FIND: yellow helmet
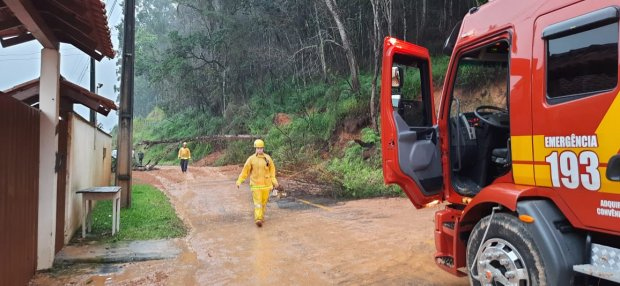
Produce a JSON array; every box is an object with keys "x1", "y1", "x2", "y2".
[{"x1": 254, "y1": 139, "x2": 265, "y2": 148}]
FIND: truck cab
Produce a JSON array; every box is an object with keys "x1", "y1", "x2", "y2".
[{"x1": 381, "y1": 0, "x2": 620, "y2": 284}]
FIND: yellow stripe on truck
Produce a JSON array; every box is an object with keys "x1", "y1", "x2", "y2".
[
  {"x1": 595, "y1": 92, "x2": 620, "y2": 194},
  {"x1": 511, "y1": 135, "x2": 535, "y2": 185},
  {"x1": 532, "y1": 135, "x2": 552, "y2": 187}
]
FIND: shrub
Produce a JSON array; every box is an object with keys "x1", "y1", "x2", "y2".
[
  {"x1": 327, "y1": 136, "x2": 400, "y2": 198},
  {"x1": 215, "y1": 140, "x2": 254, "y2": 166}
]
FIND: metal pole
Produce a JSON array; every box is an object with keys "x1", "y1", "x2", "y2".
[
  {"x1": 89, "y1": 58, "x2": 96, "y2": 124},
  {"x1": 116, "y1": 0, "x2": 135, "y2": 208},
  {"x1": 90, "y1": 58, "x2": 96, "y2": 151}
]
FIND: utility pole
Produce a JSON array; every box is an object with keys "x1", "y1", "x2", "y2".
[
  {"x1": 90, "y1": 58, "x2": 96, "y2": 151},
  {"x1": 117, "y1": 0, "x2": 135, "y2": 208},
  {"x1": 89, "y1": 58, "x2": 96, "y2": 124}
]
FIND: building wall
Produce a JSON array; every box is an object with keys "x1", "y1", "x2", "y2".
[{"x1": 62, "y1": 113, "x2": 113, "y2": 243}]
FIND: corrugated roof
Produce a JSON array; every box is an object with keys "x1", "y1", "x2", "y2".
[
  {"x1": 1, "y1": 77, "x2": 118, "y2": 115},
  {"x1": 0, "y1": 0, "x2": 114, "y2": 60}
]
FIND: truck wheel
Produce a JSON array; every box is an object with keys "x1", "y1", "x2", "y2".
[{"x1": 466, "y1": 213, "x2": 546, "y2": 286}]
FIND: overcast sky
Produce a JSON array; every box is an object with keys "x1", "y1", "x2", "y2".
[{"x1": 0, "y1": 0, "x2": 123, "y2": 133}]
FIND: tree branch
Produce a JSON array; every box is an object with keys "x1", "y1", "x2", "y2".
[
  {"x1": 187, "y1": 50, "x2": 225, "y2": 69},
  {"x1": 138, "y1": 134, "x2": 262, "y2": 148},
  {"x1": 290, "y1": 45, "x2": 318, "y2": 59}
]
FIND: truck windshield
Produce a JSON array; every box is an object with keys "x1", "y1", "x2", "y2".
[{"x1": 450, "y1": 41, "x2": 509, "y2": 115}]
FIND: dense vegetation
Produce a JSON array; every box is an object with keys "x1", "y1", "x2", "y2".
[{"x1": 122, "y1": 0, "x2": 487, "y2": 198}]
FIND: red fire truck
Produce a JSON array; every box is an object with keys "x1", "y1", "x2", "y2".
[{"x1": 380, "y1": 0, "x2": 620, "y2": 285}]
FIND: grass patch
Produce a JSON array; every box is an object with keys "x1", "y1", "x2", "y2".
[{"x1": 83, "y1": 184, "x2": 186, "y2": 243}]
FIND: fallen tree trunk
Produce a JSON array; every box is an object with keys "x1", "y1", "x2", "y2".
[
  {"x1": 138, "y1": 134, "x2": 262, "y2": 147},
  {"x1": 133, "y1": 159, "x2": 160, "y2": 171},
  {"x1": 132, "y1": 143, "x2": 178, "y2": 171},
  {"x1": 133, "y1": 164, "x2": 158, "y2": 171}
]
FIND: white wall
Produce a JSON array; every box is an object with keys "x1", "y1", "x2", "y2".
[{"x1": 62, "y1": 113, "x2": 113, "y2": 243}]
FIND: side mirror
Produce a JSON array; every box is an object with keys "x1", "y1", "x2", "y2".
[
  {"x1": 391, "y1": 66, "x2": 403, "y2": 108},
  {"x1": 391, "y1": 66, "x2": 403, "y2": 89},
  {"x1": 443, "y1": 20, "x2": 462, "y2": 56}
]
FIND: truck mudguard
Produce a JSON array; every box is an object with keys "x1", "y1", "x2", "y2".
[{"x1": 516, "y1": 200, "x2": 586, "y2": 285}]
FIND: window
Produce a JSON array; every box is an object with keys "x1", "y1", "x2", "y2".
[
  {"x1": 392, "y1": 54, "x2": 432, "y2": 127},
  {"x1": 447, "y1": 40, "x2": 511, "y2": 194},
  {"x1": 546, "y1": 21, "x2": 618, "y2": 101},
  {"x1": 450, "y1": 41, "x2": 510, "y2": 116}
]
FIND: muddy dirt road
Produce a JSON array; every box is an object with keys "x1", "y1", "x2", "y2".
[{"x1": 32, "y1": 166, "x2": 468, "y2": 285}]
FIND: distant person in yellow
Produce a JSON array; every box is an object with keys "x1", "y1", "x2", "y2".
[
  {"x1": 178, "y1": 142, "x2": 191, "y2": 173},
  {"x1": 236, "y1": 139, "x2": 279, "y2": 227}
]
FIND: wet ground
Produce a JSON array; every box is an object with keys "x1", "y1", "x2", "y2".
[{"x1": 31, "y1": 166, "x2": 468, "y2": 285}]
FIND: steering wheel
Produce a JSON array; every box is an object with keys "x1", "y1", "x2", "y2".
[{"x1": 474, "y1": 105, "x2": 509, "y2": 129}]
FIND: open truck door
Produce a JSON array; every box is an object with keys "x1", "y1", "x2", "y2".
[{"x1": 381, "y1": 37, "x2": 443, "y2": 208}]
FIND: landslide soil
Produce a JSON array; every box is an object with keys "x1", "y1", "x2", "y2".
[{"x1": 31, "y1": 166, "x2": 468, "y2": 286}]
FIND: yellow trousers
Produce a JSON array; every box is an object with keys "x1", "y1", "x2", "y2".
[{"x1": 252, "y1": 188, "x2": 270, "y2": 222}]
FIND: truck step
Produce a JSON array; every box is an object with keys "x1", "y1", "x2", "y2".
[
  {"x1": 573, "y1": 243, "x2": 620, "y2": 284},
  {"x1": 442, "y1": 222, "x2": 455, "y2": 236},
  {"x1": 442, "y1": 222, "x2": 455, "y2": 229}
]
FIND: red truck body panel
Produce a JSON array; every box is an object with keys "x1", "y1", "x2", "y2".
[{"x1": 381, "y1": 0, "x2": 620, "y2": 276}]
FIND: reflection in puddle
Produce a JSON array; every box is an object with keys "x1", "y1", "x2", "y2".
[
  {"x1": 85, "y1": 264, "x2": 122, "y2": 285},
  {"x1": 97, "y1": 263, "x2": 122, "y2": 274},
  {"x1": 88, "y1": 275, "x2": 112, "y2": 286}
]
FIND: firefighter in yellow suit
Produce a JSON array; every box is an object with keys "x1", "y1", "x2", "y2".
[{"x1": 236, "y1": 139, "x2": 279, "y2": 227}]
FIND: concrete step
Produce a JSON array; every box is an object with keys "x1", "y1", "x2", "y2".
[{"x1": 54, "y1": 239, "x2": 182, "y2": 265}]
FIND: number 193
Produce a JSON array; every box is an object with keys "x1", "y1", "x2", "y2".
[{"x1": 545, "y1": 150, "x2": 600, "y2": 191}]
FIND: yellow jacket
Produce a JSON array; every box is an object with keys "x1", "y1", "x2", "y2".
[
  {"x1": 236, "y1": 153, "x2": 278, "y2": 190},
  {"x1": 178, "y1": 147, "x2": 191, "y2": 160}
]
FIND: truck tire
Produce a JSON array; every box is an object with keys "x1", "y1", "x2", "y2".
[{"x1": 466, "y1": 213, "x2": 546, "y2": 286}]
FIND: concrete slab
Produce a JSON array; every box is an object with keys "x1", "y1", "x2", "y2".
[{"x1": 54, "y1": 239, "x2": 181, "y2": 264}]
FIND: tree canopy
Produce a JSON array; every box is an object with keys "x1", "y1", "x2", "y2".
[{"x1": 124, "y1": 0, "x2": 480, "y2": 118}]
